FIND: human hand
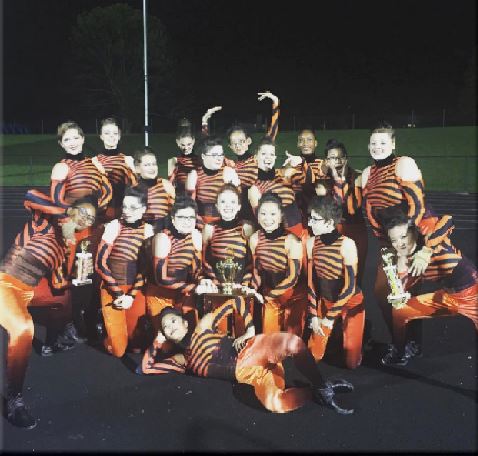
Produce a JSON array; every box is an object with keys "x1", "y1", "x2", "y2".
[
  {"x1": 202, "y1": 106, "x2": 222, "y2": 124},
  {"x1": 155, "y1": 331, "x2": 167, "y2": 344},
  {"x1": 156, "y1": 233, "x2": 172, "y2": 259},
  {"x1": 409, "y1": 246, "x2": 432, "y2": 276},
  {"x1": 223, "y1": 167, "x2": 240, "y2": 187},
  {"x1": 248, "y1": 185, "x2": 262, "y2": 208},
  {"x1": 61, "y1": 219, "x2": 77, "y2": 245},
  {"x1": 113, "y1": 294, "x2": 134, "y2": 310},
  {"x1": 309, "y1": 317, "x2": 324, "y2": 336},
  {"x1": 257, "y1": 91, "x2": 279, "y2": 105},
  {"x1": 233, "y1": 326, "x2": 255, "y2": 351},
  {"x1": 282, "y1": 151, "x2": 303, "y2": 168}
]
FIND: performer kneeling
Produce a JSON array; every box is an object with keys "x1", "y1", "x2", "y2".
[
  {"x1": 0, "y1": 199, "x2": 97, "y2": 429},
  {"x1": 95, "y1": 187, "x2": 154, "y2": 357},
  {"x1": 380, "y1": 208, "x2": 478, "y2": 366},
  {"x1": 306, "y1": 196, "x2": 365, "y2": 369},
  {"x1": 139, "y1": 303, "x2": 354, "y2": 414}
]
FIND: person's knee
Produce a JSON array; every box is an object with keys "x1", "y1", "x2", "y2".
[
  {"x1": 285, "y1": 333, "x2": 306, "y2": 355},
  {"x1": 8, "y1": 318, "x2": 34, "y2": 345}
]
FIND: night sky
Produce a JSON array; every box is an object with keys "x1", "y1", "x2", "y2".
[{"x1": 3, "y1": 0, "x2": 476, "y2": 131}]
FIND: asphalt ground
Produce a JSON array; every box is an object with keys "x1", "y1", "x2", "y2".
[{"x1": 0, "y1": 187, "x2": 477, "y2": 452}]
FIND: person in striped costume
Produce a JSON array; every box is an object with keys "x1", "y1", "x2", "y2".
[
  {"x1": 0, "y1": 199, "x2": 97, "y2": 429},
  {"x1": 95, "y1": 117, "x2": 136, "y2": 221},
  {"x1": 380, "y1": 208, "x2": 478, "y2": 366},
  {"x1": 186, "y1": 137, "x2": 240, "y2": 228},
  {"x1": 133, "y1": 148, "x2": 175, "y2": 233},
  {"x1": 249, "y1": 192, "x2": 306, "y2": 336},
  {"x1": 306, "y1": 196, "x2": 365, "y2": 369},
  {"x1": 95, "y1": 186, "x2": 154, "y2": 357},
  {"x1": 144, "y1": 195, "x2": 202, "y2": 333},
  {"x1": 138, "y1": 304, "x2": 354, "y2": 415}
]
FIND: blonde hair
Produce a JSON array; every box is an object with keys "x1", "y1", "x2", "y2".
[{"x1": 57, "y1": 121, "x2": 84, "y2": 141}]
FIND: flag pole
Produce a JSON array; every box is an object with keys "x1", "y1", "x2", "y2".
[{"x1": 143, "y1": 0, "x2": 149, "y2": 146}]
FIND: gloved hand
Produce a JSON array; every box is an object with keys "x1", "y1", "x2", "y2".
[{"x1": 409, "y1": 246, "x2": 433, "y2": 276}]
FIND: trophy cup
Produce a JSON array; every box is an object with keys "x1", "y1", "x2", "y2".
[
  {"x1": 216, "y1": 252, "x2": 242, "y2": 295},
  {"x1": 72, "y1": 240, "x2": 93, "y2": 286},
  {"x1": 381, "y1": 247, "x2": 411, "y2": 309}
]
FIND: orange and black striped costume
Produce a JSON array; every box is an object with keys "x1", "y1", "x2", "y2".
[
  {"x1": 253, "y1": 170, "x2": 303, "y2": 237},
  {"x1": 95, "y1": 219, "x2": 153, "y2": 357},
  {"x1": 391, "y1": 220, "x2": 478, "y2": 350},
  {"x1": 0, "y1": 219, "x2": 68, "y2": 396},
  {"x1": 96, "y1": 149, "x2": 136, "y2": 220},
  {"x1": 169, "y1": 153, "x2": 202, "y2": 193},
  {"x1": 251, "y1": 229, "x2": 304, "y2": 335},
  {"x1": 307, "y1": 232, "x2": 364, "y2": 368},
  {"x1": 23, "y1": 156, "x2": 112, "y2": 217},
  {"x1": 145, "y1": 228, "x2": 202, "y2": 330}
]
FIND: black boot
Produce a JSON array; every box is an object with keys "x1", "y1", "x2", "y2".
[
  {"x1": 58, "y1": 322, "x2": 87, "y2": 344},
  {"x1": 6, "y1": 393, "x2": 37, "y2": 429},
  {"x1": 381, "y1": 341, "x2": 421, "y2": 366},
  {"x1": 314, "y1": 379, "x2": 355, "y2": 415}
]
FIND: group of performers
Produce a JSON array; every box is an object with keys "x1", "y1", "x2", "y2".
[{"x1": 1, "y1": 91, "x2": 477, "y2": 429}]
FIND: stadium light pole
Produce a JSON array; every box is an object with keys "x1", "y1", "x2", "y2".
[{"x1": 143, "y1": 0, "x2": 149, "y2": 146}]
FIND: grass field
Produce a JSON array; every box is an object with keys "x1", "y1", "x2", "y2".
[{"x1": 1, "y1": 127, "x2": 476, "y2": 191}]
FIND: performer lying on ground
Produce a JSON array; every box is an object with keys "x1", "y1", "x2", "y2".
[
  {"x1": 306, "y1": 196, "x2": 365, "y2": 368},
  {"x1": 0, "y1": 198, "x2": 97, "y2": 429},
  {"x1": 380, "y1": 208, "x2": 478, "y2": 366},
  {"x1": 138, "y1": 303, "x2": 355, "y2": 415}
]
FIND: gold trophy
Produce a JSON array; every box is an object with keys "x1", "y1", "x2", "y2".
[
  {"x1": 381, "y1": 247, "x2": 410, "y2": 309},
  {"x1": 216, "y1": 251, "x2": 242, "y2": 295},
  {"x1": 72, "y1": 240, "x2": 93, "y2": 286}
]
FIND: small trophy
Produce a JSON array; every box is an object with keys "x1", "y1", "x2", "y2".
[
  {"x1": 216, "y1": 251, "x2": 242, "y2": 295},
  {"x1": 381, "y1": 247, "x2": 410, "y2": 309},
  {"x1": 72, "y1": 240, "x2": 93, "y2": 286}
]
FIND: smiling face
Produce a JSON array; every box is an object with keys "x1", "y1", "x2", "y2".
[
  {"x1": 59, "y1": 128, "x2": 85, "y2": 155},
  {"x1": 171, "y1": 207, "x2": 196, "y2": 234},
  {"x1": 100, "y1": 124, "x2": 121, "y2": 149},
  {"x1": 258, "y1": 201, "x2": 282, "y2": 232},
  {"x1": 176, "y1": 135, "x2": 195, "y2": 155},
  {"x1": 297, "y1": 130, "x2": 317, "y2": 156},
  {"x1": 122, "y1": 195, "x2": 146, "y2": 224},
  {"x1": 308, "y1": 209, "x2": 335, "y2": 236},
  {"x1": 229, "y1": 130, "x2": 251, "y2": 156},
  {"x1": 257, "y1": 144, "x2": 276, "y2": 171},
  {"x1": 136, "y1": 153, "x2": 158, "y2": 179},
  {"x1": 202, "y1": 145, "x2": 224, "y2": 171},
  {"x1": 368, "y1": 132, "x2": 395, "y2": 160},
  {"x1": 216, "y1": 189, "x2": 241, "y2": 221},
  {"x1": 161, "y1": 313, "x2": 189, "y2": 343},
  {"x1": 388, "y1": 223, "x2": 417, "y2": 257},
  {"x1": 70, "y1": 203, "x2": 96, "y2": 231}
]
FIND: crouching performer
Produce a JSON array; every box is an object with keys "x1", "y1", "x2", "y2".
[
  {"x1": 139, "y1": 301, "x2": 354, "y2": 414},
  {"x1": 306, "y1": 196, "x2": 365, "y2": 369},
  {"x1": 0, "y1": 199, "x2": 97, "y2": 429},
  {"x1": 95, "y1": 187, "x2": 154, "y2": 357}
]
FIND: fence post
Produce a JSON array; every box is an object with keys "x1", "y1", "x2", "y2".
[
  {"x1": 29, "y1": 155, "x2": 33, "y2": 185},
  {"x1": 442, "y1": 108, "x2": 446, "y2": 127}
]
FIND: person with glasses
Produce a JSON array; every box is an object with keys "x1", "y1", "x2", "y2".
[
  {"x1": 0, "y1": 198, "x2": 97, "y2": 429},
  {"x1": 319, "y1": 139, "x2": 368, "y2": 288},
  {"x1": 95, "y1": 117, "x2": 136, "y2": 221},
  {"x1": 144, "y1": 195, "x2": 202, "y2": 333},
  {"x1": 186, "y1": 137, "x2": 240, "y2": 228},
  {"x1": 249, "y1": 192, "x2": 306, "y2": 336},
  {"x1": 133, "y1": 148, "x2": 175, "y2": 233},
  {"x1": 95, "y1": 186, "x2": 154, "y2": 358},
  {"x1": 306, "y1": 196, "x2": 365, "y2": 369}
]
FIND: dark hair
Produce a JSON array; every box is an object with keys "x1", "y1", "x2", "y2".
[
  {"x1": 133, "y1": 147, "x2": 156, "y2": 166},
  {"x1": 256, "y1": 136, "x2": 275, "y2": 151},
  {"x1": 201, "y1": 136, "x2": 223, "y2": 155},
  {"x1": 159, "y1": 307, "x2": 184, "y2": 329},
  {"x1": 216, "y1": 183, "x2": 241, "y2": 202},
  {"x1": 171, "y1": 194, "x2": 198, "y2": 217},
  {"x1": 227, "y1": 123, "x2": 250, "y2": 140},
  {"x1": 377, "y1": 206, "x2": 411, "y2": 232},
  {"x1": 123, "y1": 186, "x2": 148, "y2": 207},
  {"x1": 100, "y1": 117, "x2": 121, "y2": 133},
  {"x1": 307, "y1": 195, "x2": 342, "y2": 225},
  {"x1": 257, "y1": 191, "x2": 283, "y2": 212},
  {"x1": 57, "y1": 121, "x2": 84, "y2": 141},
  {"x1": 72, "y1": 195, "x2": 98, "y2": 210},
  {"x1": 324, "y1": 138, "x2": 347, "y2": 158},
  {"x1": 371, "y1": 121, "x2": 395, "y2": 140},
  {"x1": 176, "y1": 125, "x2": 195, "y2": 141},
  {"x1": 298, "y1": 127, "x2": 316, "y2": 139}
]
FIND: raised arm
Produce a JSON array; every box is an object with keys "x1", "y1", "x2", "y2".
[{"x1": 258, "y1": 91, "x2": 280, "y2": 140}]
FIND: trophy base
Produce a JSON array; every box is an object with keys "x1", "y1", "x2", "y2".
[
  {"x1": 72, "y1": 278, "x2": 92, "y2": 287},
  {"x1": 388, "y1": 292, "x2": 411, "y2": 309}
]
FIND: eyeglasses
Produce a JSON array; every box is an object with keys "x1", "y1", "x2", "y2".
[
  {"x1": 174, "y1": 215, "x2": 196, "y2": 222},
  {"x1": 204, "y1": 153, "x2": 224, "y2": 158},
  {"x1": 230, "y1": 139, "x2": 246, "y2": 146},
  {"x1": 327, "y1": 156, "x2": 345, "y2": 161},
  {"x1": 77, "y1": 207, "x2": 95, "y2": 224},
  {"x1": 123, "y1": 205, "x2": 144, "y2": 212},
  {"x1": 308, "y1": 216, "x2": 325, "y2": 223}
]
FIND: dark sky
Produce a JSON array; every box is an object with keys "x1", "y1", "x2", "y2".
[{"x1": 3, "y1": 0, "x2": 476, "y2": 129}]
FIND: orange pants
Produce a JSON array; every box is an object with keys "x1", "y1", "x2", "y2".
[
  {"x1": 236, "y1": 332, "x2": 321, "y2": 413},
  {"x1": 392, "y1": 283, "x2": 478, "y2": 350},
  {"x1": 0, "y1": 273, "x2": 35, "y2": 395},
  {"x1": 101, "y1": 285, "x2": 146, "y2": 357},
  {"x1": 307, "y1": 293, "x2": 365, "y2": 368},
  {"x1": 338, "y1": 222, "x2": 368, "y2": 287},
  {"x1": 145, "y1": 284, "x2": 198, "y2": 333},
  {"x1": 262, "y1": 284, "x2": 308, "y2": 336}
]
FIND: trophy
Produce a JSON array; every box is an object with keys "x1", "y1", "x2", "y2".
[
  {"x1": 72, "y1": 240, "x2": 93, "y2": 286},
  {"x1": 216, "y1": 251, "x2": 242, "y2": 295},
  {"x1": 381, "y1": 247, "x2": 410, "y2": 309}
]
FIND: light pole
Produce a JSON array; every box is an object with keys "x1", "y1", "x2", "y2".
[{"x1": 143, "y1": 0, "x2": 149, "y2": 146}]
